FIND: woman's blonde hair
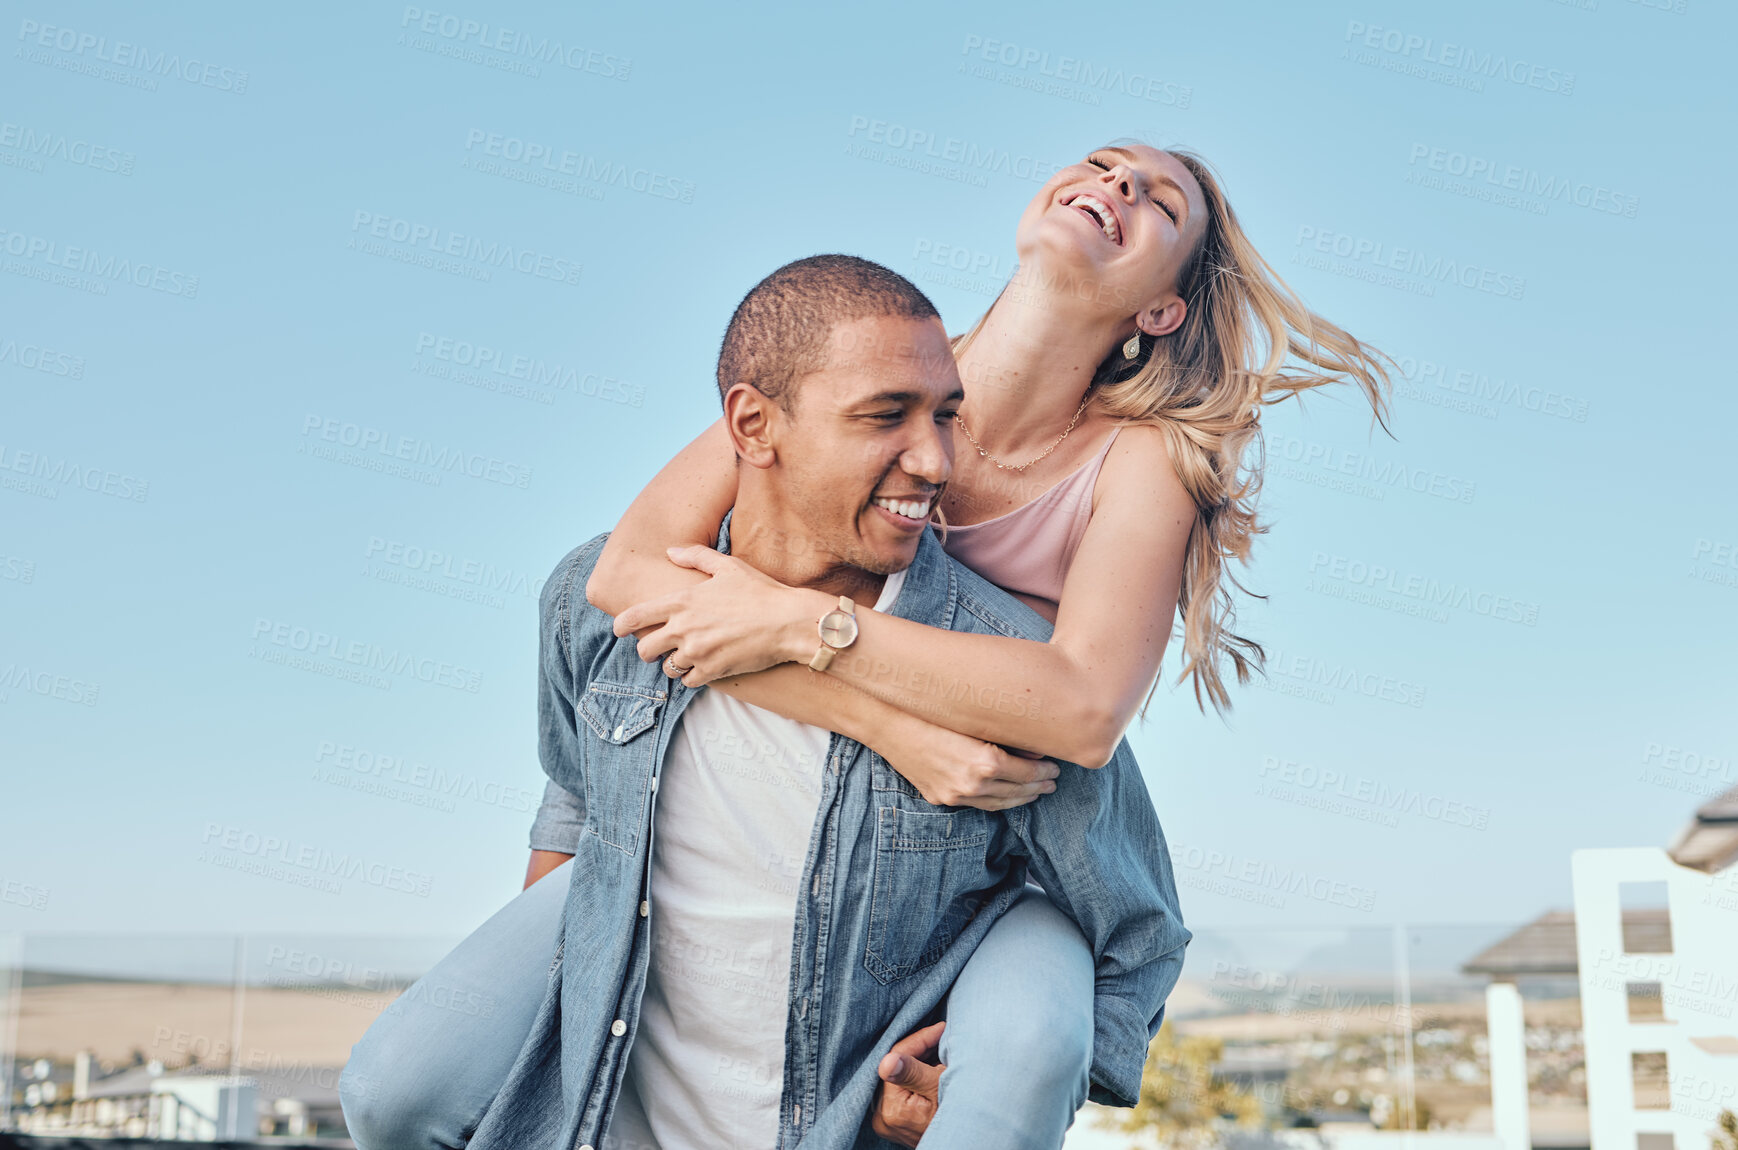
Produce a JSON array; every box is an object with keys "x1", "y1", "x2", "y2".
[{"x1": 952, "y1": 146, "x2": 1394, "y2": 713}]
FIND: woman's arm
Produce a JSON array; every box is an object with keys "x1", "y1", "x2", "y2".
[
  {"x1": 587, "y1": 418, "x2": 1054, "y2": 808},
  {"x1": 585, "y1": 419, "x2": 739, "y2": 616},
  {"x1": 621, "y1": 426, "x2": 1194, "y2": 768},
  {"x1": 830, "y1": 427, "x2": 1192, "y2": 765},
  {"x1": 715, "y1": 665, "x2": 1057, "y2": 809}
]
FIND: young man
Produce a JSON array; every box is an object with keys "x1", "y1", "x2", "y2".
[{"x1": 341, "y1": 256, "x2": 1187, "y2": 1150}]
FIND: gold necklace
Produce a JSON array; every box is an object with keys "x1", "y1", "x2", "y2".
[{"x1": 954, "y1": 389, "x2": 1093, "y2": 473}]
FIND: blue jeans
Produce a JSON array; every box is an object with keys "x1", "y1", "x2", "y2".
[
  {"x1": 924, "y1": 886, "x2": 1094, "y2": 1149},
  {"x1": 340, "y1": 870, "x2": 1093, "y2": 1150}
]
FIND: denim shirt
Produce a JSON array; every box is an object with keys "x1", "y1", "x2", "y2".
[{"x1": 472, "y1": 524, "x2": 1189, "y2": 1150}]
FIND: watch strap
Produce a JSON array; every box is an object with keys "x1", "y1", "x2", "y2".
[{"x1": 808, "y1": 595, "x2": 857, "y2": 672}]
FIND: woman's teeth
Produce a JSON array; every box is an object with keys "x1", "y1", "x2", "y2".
[
  {"x1": 874, "y1": 497, "x2": 931, "y2": 521},
  {"x1": 1073, "y1": 195, "x2": 1121, "y2": 244}
]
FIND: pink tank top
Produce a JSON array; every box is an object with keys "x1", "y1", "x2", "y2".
[{"x1": 940, "y1": 426, "x2": 1121, "y2": 615}]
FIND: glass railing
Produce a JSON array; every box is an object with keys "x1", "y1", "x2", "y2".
[
  {"x1": 0, "y1": 932, "x2": 460, "y2": 1142},
  {"x1": 0, "y1": 924, "x2": 1594, "y2": 1146}
]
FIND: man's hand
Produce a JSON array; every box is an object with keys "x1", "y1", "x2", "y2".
[{"x1": 870, "y1": 1021, "x2": 946, "y2": 1147}]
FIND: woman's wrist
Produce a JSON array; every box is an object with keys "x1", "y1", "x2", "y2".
[{"x1": 782, "y1": 586, "x2": 841, "y2": 665}]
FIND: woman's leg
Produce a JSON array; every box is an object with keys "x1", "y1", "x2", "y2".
[
  {"x1": 339, "y1": 860, "x2": 571, "y2": 1150},
  {"x1": 921, "y1": 886, "x2": 1096, "y2": 1150}
]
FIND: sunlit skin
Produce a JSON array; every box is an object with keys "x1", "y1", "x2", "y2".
[
  {"x1": 1010, "y1": 145, "x2": 1204, "y2": 340},
  {"x1": 582, "y1": 146, "x2": 1211, "y2": 1144},
  {"x1": 686, "y1": 313, "x2": 962, "y2": 605},
  {"x1": 599, "y1": 145, "x2": 1203, "y2": 767},
  {"x1": 934, "y1": 145, "x2": 1206, "y2": 602}
]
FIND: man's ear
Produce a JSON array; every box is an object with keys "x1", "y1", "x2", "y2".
[
  {"x1": 1136, "y1": 294, "x2": 1188, "y2": 339},
  {"x1": 722, "y1": 382, "x2": 780, "y2": 470}
]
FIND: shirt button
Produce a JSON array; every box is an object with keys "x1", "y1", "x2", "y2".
[
  {"x1": 794, "y1": 1104, "x2": 802, "y2": 1124},
  {"x1": 580, "y1": 1145, "x2": 595, "y2": 1150},
  {"x1": 610, "y1": 1019, "x2": 627, "y2": 1037},
  {"x1": 639, "y1": 901, "x2": 650, "y2": 917},
  {"x1": 613, "y1": 724, "x2": 626, "y2": 740}
]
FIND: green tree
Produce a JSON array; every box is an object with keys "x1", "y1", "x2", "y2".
[
  {"x1": 1105, "y1": 1022, "x2": 1263, "y2": 1149},
  {"x1": 1710, "y1": 1109, "x2": 1737, "y2": 1150}
]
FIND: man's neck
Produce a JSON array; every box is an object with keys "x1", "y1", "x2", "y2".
[{"x1": 727, "y1": 500, "x2": 886, "y2": 608}]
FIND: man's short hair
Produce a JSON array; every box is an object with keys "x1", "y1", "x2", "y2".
[{"x1": 716, "y1": 254, "x2": 941, "y2": 410}]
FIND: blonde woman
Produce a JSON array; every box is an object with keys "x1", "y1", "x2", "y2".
[{"x1": 586, "y1": 142, "x2": 1391, "y2": 1145}]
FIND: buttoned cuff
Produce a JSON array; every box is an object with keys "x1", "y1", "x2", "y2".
[
  {"x1": 1087, "y1": 994, "x2": 1161, "y2": 1108},
  {"x1": 527, "y1": 779, "x2": 585, "y2": 854}
]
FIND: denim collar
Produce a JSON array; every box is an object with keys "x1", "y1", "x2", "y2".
[{"x1": 716, "y1": 509, "x2": 953, "y2": 630}]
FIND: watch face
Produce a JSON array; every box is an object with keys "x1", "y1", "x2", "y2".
[{"x1": 818, "y1": 609, "x2": 859, "y2": 649}]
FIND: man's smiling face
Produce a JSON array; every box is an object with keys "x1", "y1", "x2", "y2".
[{"x1": 759, "y1": 314, "x2": 960, "y2": 577}]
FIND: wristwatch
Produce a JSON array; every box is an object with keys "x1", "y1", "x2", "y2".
[{"x1": 808, "y1": 595, "x2": 859, "y2": 672}]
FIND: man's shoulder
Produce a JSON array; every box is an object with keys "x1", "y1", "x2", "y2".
[
  {"x1": 916, "y1": 532, "x2": 1054, "y2": 643},
  {"x1": 539, "y1": 532, "x2": 612, "y2": 625},
  {"x1": 537, "y1": 531, "x2": 670, "y2": 697}
]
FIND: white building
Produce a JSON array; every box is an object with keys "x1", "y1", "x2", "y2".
[{"x1": 1572, "y1": 787, "x2": 1738, "y2": 1150}]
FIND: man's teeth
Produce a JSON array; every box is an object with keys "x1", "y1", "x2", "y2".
[{"x1": 874, "y1": 497, "x2": 931, "y2": 520}]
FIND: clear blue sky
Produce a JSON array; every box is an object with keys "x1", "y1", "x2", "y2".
[{"x1": 3, "y1": 0, "x2": 1734, "y2": 954}]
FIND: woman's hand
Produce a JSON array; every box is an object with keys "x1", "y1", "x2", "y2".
[
  {"x1": 612, "y1": 545, "x2": 826, "y2": 687},
  {"x1": 882, "y1": 719, "x2": 1059, "y2": 811}
]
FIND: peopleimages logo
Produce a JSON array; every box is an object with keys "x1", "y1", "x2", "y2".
[
  {"x1": 1343, "y1": 20, "x2": 1575, "y2": 95},
  {"x1": 1307, "y1": 552, "x2": 1541, "y2": 626},
  {"x1": 1295, "y1": 226, "x2": 1525, "y2": 300},
  {"x1": 0, "y1": 226, "x2": 199, "y2": 298},
  {"x1": 0, "y1": 121, "x2": 134, "y2": 175},
  {"x1": 1267, "y1": 431, "x2": 1477, "y2": 505},
  {"x1": 299, "y1": 414, "x2": 533, "y2": 489},
  {"x1": 0, "y1": 662, "x2": 100, "y2": 706},
  {"x1": 957, "y1": 34, "x2": 1192, "y2": 106},
  {"x1": 1168, "y1": 842, "x2": 1378, "y2": 912},
  {"x1": 199, "y1": 823, "x2": 434, "y2": 897},
  {"x1": 349, "y1": 211, "x2": 581, "y2": 287},
  {"x1": 365, "y1": 536, "x2": 546, "y2": 603},
  {"x1": 0, "y1": 554, "x2": 37, "y2": 584},
  {"x1": 1, "y1": 878, "x2": 49, "y2": 911},
  {"x1": 1258, "y1": 756, "x2": 1490, "y2": 830},
  {"x1": 16, "y1": 18, "x2": 250, "y2": 92},
  {"x1": 846, "y1": 116, "x2": 1065, "y2": 185},
  {"x1": 250, "y1": 617, "x2": 484, "y2": 694},
  {"x1": 0, "y1": 443, "x2": 149, "y2": 502},
  {"x1": 1406, "y1": 143, "x2": 1638, "y2": 218},
  {"x1": 1392, "y1": 353, "x2": 1589, "y2": 424},
  {"x1": 1639, "y1": 741, "x2": 1735, "y2": 802},
  {"x1": 0, "y1": 335, "x2": 85, "y2": 379},
  {"x1": 413, "y1": 332, "x2": 645, "y2": 407},
  {"x1": 315, "y1": 740, "x2": 538, "y2": 814},
  {"x1": 1689, "y1": 538, "x2": 1738, "y2": 592},
  {"x1": 398, "y1": 7, "x2": 630, "y2": 79},
  {"x1": 1262, "y1": 646, "x2": 1427, "y2": 708},
  {"x1": 462, "y1": 130, "x2": 694, "y2": 202}
]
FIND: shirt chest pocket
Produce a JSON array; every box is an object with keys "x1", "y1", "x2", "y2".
[
  {"x1": 863, "y1": 806, "x2": 997, "y2": 985},
  {"x1": 576, "y1": 682, "x2": 665, "y2": 856}
]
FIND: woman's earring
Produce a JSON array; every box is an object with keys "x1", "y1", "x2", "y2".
[{"x1": 1121, "y1": 331, "x2": 1142, "y2": 360}]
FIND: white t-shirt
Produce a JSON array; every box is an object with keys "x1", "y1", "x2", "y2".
[{"x1": 607, "y1": 570, "x2": 906, "y2": 1150}]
